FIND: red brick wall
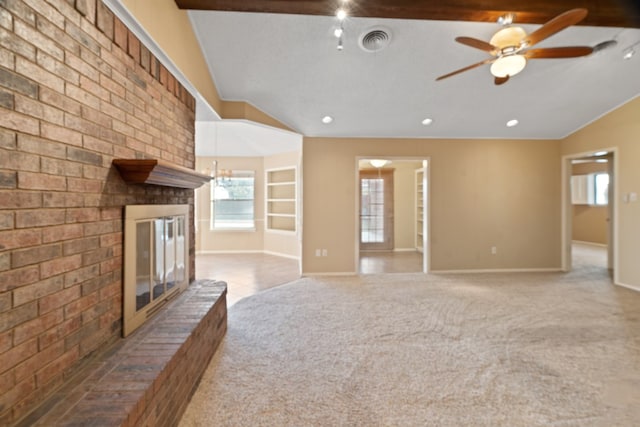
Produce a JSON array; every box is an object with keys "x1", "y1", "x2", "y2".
[{"x1": 0, "y1": 0, "x2": 197, "y2": 424}]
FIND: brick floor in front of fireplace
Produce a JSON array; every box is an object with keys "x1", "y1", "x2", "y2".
[{"x1": 17, "y1": 280, "x2": 227, "y2": 427}]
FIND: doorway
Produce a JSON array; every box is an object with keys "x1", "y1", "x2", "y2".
[
  {"x1": 562, "y1": 148, "x2": 617, "y2": 280},
  {"x1": 359, "y1": 169, "x2": 394, "y2": 251},
  {"x1": 356, "y1": 158, "x2": 429, "y2": 274}
]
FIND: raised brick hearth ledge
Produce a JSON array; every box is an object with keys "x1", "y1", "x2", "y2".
[{"x1": 16, "y1": 280, "x2": 227, "y2": 427}]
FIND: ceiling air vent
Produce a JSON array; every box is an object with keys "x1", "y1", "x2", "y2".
[{"x1": 359, "y1": 27, "x2": 391, "y2": 53}]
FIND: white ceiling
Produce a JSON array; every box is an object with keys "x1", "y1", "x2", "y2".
[{"x1": 189, "y1": 10, "x2": 640, "y2": 142}]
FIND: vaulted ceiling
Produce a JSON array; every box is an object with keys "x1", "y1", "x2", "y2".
[{"x1": 176, "y1": 0, "x2": 640, "y2": 144}]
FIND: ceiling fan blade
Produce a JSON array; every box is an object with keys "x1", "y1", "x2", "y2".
[
  {"x1": 523, "y1": 8, "x2": 588, "y2": 48},
  {"x1": 455, "y1": 37, "x2": 498, "y2": 54},
  {"x1": 436, "y1": 58, "x2": 495, "y2": 81},
  {"x1": 524, "y1": 46, "x2": 594, "y2": 59},
  {"x1": 494, "y1": 75, "x2": 510, "y2": 85}
]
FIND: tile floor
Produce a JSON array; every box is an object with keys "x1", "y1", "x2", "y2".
[
  {"x1": 359, "y1": 250, "x2": 424, "y2": 274},
  {"x1": 196, "y1": 250, "x2": 425, "y2": 306},
  {"x1": 196, "y1": 253, "x2": 301, "y2": 306},
  {"x1": 196, "y1": 244, "x2": 607, "y2": 306}
]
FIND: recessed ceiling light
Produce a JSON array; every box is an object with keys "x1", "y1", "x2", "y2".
[
  {"x1": 593, "y1": 151, "x2": 608, "y2": 156},
  {"x1": 421, "y1": 118, "x2": 433, "y2": 126},
  {"x1": 506, "y1": 119, "x2": 519, "y2": 127},
  {"x1": 322, "y1": 116, "x2": 333, "y2": 124}
]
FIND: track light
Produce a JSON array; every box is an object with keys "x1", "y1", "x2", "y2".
[
  {"x1": 623, "y1": 40, "x2": 640, "y2": 60},
  {"x1": 623, "y1": 48, "x2": 635, "y2": 60},
  {"x1": 333, "y1": 5, "x2": 349, "y2": 51}
]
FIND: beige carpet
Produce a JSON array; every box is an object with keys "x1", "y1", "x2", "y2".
[{"x1": 180, "y1": 256, "x2": 640, "y2": 426}]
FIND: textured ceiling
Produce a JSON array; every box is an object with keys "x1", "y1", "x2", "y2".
[{"x1": 189, "y1": 10, "x2": 640, "y2": 140}]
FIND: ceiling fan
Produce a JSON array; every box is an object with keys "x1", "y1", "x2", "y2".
[{"x1": 436, "y1": 8, "x2": 594, "y2": 85}]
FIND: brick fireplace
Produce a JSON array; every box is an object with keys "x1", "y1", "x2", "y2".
[{"x1": 0, "y1": 1, "x2": 212, "y2": 424}]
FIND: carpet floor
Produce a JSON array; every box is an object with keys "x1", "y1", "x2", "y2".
[{"x1": 180, "y1": 258, "x2": 640, "y2": 426}]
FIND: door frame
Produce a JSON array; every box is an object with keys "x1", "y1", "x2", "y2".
[
  {"x1": 561, "y1": 147, "x2": 618, "y2": 282},
  {"x1": 354, "y1": 157, "x2": 431, "y2": 273}
]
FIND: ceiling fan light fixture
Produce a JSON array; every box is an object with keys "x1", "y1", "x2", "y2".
[
  {"x1": 489, "y1": 26, "x2": 526, "y2": 49},
  {"x1": 490, "y1": 54, "x2": 526, "y2": 78}
]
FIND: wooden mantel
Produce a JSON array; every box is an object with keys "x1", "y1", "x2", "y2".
[{"x1": 113, "y1": 159, "x2": 212, "y2": 189}]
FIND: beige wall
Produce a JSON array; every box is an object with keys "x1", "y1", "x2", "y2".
[
  {"x1": 573, "y1": 205, "x2": 608, "y2": 244},
  {"x1": 303, "y1": 138, "x2": 561, "y2": 274},
  {"x1": 195, "y1": 152, "x2": 301, "y2": 257},
  {"x1": 222, "y1": 101, "x2": 293, "y2": 133},
  {"x1": 120, "y1": 0, "x2": 222, "y2": 113},
  {"x1": 393, "y1": 162, "x2": 423, "y2": 250},
  {"x1": 562, "y1": 96, "x2": 640, "y2": 289},
  {"x1": 571, "y1": 162, "x2": 609, "y2": 245},
  {"x1": 572, "y1": 205, "x2": 609, "y2": 245}
]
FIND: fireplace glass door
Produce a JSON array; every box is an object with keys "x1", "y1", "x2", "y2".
[
  {"x1": 124, "y1": 205, "x2": 189, "y2": 337},
  {"x1": 134, "y1": 216, "x2": 186, "y2": 312}
]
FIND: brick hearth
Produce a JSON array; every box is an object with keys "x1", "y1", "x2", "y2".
[{"x1": 17, "y1": 280, "x2": 227, "y2": 427}]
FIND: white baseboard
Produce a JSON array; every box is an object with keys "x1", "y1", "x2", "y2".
[
  {"x1": 572, "y1": 240, "x2": 607, "y2": 248},
  {"x1": 430, "y1": 268, "x2": 562, "y2": 274},
  {"x1": 615, "y1": 281, "x2": 640, "y2": 293},
  {"x1": 196, "y1": 250, "x2": 263, "y2": 255},
  {"x1": 303, "y1": 272, "x2": 357, "y2": 277},
  {"x1": 263, "y1": 250, "x2": 300, "y2": 260},
  {"x1": 197, "y1": 249, "x2": 300, "y2": 261}
]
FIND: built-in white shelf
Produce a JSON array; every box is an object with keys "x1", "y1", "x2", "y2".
[
  {"x1": 266, "y1": 167, "x2": 297, "y2": 233},
  {"x1": 415, "y1": 168, "x2": 425, "y2": 253}
]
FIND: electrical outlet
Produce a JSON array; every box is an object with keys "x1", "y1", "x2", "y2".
[
  {"x1": 315, "y1": 249, "x2": 321, "y2": 257},
  {"x1": 491, "y1": 246, "x2": 497, "y2": 255},
  {"x1": 322, "y1": 249, "x2": 328, "y2": 257}
]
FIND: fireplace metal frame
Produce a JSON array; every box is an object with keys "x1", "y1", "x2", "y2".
[{"x1": 123, "y1": 204, "x2": 190, "y2": 337}]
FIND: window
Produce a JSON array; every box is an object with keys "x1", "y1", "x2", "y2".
[
  {"x1": 571, "y1": 172, "x2": 609, "y2": 206},
  {"x1": 211, "y1": 170, "x2": 255, "y2": 230},
  {"x1": 594, "y1": 173, "x2": 609, "y2": 205},
  {"x1": 361, "y1": 178, "x2": 385, "y2": 243}
]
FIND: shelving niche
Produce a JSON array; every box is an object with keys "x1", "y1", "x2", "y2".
[
  {"x1": 266, "y1": 167, "x2": 297, "y2": 233},
  {"x1": 415, "y1": 168, "x2": 425, "y2": 252}
]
